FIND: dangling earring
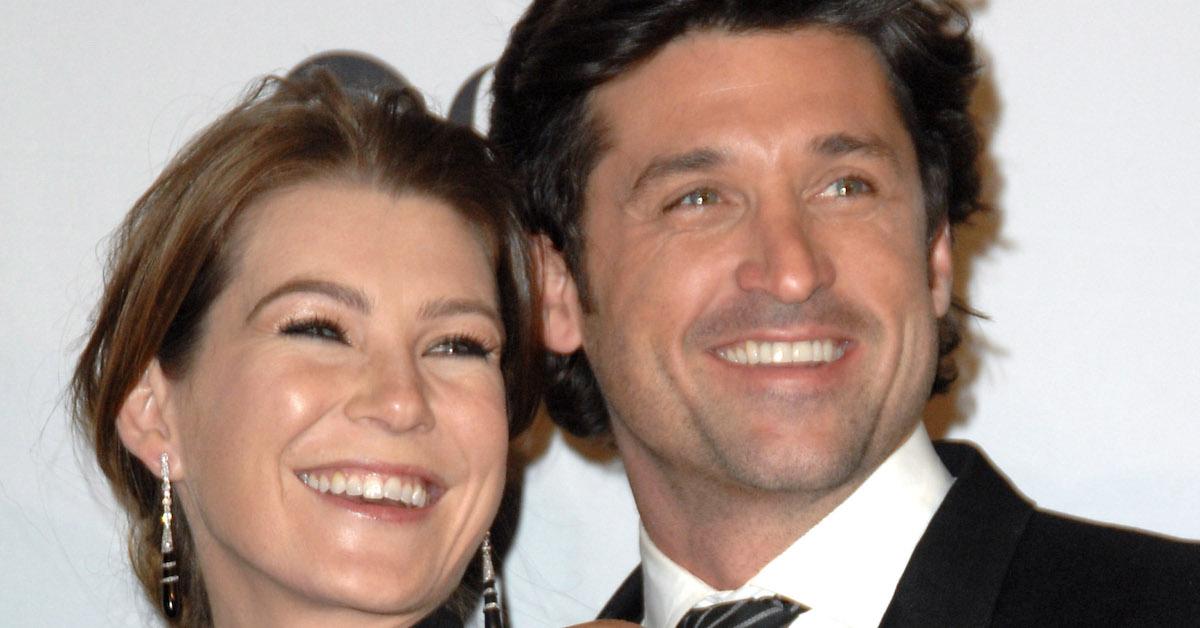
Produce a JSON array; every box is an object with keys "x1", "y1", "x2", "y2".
[
  {"x1": 159, "y1": 452, "x2": 180, "y2": 618},
  {"x1": 481, "y1": 532, "x2": 503, "y2": 628}
]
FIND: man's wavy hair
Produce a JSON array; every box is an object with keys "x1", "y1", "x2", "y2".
[{"x1": 490, "y1": 0, "x2": 984, "y2": 439}]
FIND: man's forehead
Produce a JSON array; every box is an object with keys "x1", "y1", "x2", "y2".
[
  {"x1": 583, "y1": 26, "x2": 914, "y2": 189},
  {"x1": 590, "y1": 25, "x2": 889, "y2": 105}
]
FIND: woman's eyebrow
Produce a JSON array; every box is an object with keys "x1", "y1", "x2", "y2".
[
  {"x1": 246, "y1": 278, "x2": 373, "y2": 323},
  {"x1": 418, "y1": 297, "x2": 503, "y2": 329}
]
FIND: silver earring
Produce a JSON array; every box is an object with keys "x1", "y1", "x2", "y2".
[
  {"x1": 481, "y1": 532, "x2": 503, "y2": 628},
  {"x1": 159, "y1": 452, "x2": 180, "y2": 618}
]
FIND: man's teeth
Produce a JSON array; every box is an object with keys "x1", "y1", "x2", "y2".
[
  {"x1": 717, "y1": 339, "x2": 845, "y2": 365},
  {"x1": 298, "y1": 471, "x2": 430, "y2": 507}
]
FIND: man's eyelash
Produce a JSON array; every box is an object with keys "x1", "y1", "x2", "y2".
[
  {"x1": 824, "y1": 175, "x2": 875, "y2": 197},
  {"x1": 666, "y1": 187, "x2": 722, "y2": 210}
]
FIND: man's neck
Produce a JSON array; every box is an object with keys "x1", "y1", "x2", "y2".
[
  {"x1": 636, "y1": 426, "x2": 954, "y2": 628},
  {"x1": 627, "y1": 454, "x2": 872, "y2": 589}
]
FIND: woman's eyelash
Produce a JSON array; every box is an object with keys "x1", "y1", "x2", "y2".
[
  {"x1": 279, "y1": 316, "x2": 349, "y2": 344},
  {"x1": 427, "y1": 334, "x2": 499, "y2": 359}
]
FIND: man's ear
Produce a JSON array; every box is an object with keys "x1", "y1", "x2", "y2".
[
  {"x1": 533, "y1": 234, "x2": 585, "y2": 354},
  {"x1": 929, "y1": 220, "x2": 954, "y2": 318},
  {"x1": 116, "y1": 359, "x2": 185, "y2": 478}
]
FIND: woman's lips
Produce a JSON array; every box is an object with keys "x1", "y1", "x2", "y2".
[{"x1": 296, "y1": 468, "x2": 439, "y2": 509}]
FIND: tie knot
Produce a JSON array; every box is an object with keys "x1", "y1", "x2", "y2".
[{"x1": 676, "y1": 595, "x2": 808, "y2": 628}]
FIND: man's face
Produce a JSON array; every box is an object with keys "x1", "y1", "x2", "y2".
[{"x1": 577, "y1": 28, "x2": 953, "y2": 501}]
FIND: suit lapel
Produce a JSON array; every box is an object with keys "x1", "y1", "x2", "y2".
[
  {"x1": 880, "y1": 441, "x2": 1033, "y2": 626},
  {"x1": 598, "y1": 565, "x2": 645, "y2": 622}
]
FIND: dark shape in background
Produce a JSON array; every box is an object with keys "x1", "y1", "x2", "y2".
[
  {"x1": 288, "y1": 50, "x2": 493, "y2": 131},
  {"x1": 449, "y1": 64, "x2": 492, "y2": 128},
  {"x1": 288, "y1": 50, "x2": 414, "y2": 94}
]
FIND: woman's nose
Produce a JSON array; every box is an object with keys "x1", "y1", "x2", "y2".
[{"x1": 343, "y1": 353, "x2": 435, "y2": 433}]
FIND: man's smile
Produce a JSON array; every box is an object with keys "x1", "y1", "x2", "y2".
[{"x1": 714, "y1": 338, "x2": 848, "y2": 366}]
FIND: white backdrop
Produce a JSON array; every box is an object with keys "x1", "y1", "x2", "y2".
[{"x1": 3, "y1": 2, "x2": 1198, "y2": 626}]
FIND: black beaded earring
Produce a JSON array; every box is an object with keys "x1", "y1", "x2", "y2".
[
  {"x1": 159, "y1": 453, "x2": 180, "y2": 619},
  {"x1": 481, "y1": 532, "x2": 503, "y2": 628}
]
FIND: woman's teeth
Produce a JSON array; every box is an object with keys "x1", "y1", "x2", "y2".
[
  {"x1": 298, "y1": 471, "x2": 430, "y2": 508},
  {"x1": 716, "y1": 339, "x2": 846, "y2": 365}
]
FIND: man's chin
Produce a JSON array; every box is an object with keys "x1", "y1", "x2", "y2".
[{"x1": 707, "y1": 430, "x2": 870, "y2": 496}]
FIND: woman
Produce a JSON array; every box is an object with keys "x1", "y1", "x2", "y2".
[{"x1": 71, "y1": 71, "x2": 539, "y2": 627}]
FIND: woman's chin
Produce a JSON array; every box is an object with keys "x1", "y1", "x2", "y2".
[{"x1": 301, "y1": 555, "x2": 467, "y2": 618}]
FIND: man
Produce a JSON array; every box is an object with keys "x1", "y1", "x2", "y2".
[{"x1": 489, "y1": 1, "x2": 1200, "y2": 625}]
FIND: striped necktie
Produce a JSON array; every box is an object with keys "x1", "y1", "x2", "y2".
[{"x1": 676, "y1": 596, "x2": 808, "y2": 628}]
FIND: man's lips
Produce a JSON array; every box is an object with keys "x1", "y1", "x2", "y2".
[{"x1": 713, "y1": 338, "x2": 849, "y2": 366}]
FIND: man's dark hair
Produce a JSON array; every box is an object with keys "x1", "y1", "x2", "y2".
[{"x1": 490, "y1": 0, "x2": 984, "y2": 438}]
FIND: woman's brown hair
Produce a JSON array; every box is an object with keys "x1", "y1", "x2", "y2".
[{"x1": 70, "y1": 71, "x2": 540, "y2": 626}]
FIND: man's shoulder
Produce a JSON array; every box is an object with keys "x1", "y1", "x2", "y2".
[
  {"x1": 1021, "y1": 507, "x2": 1200, "y2": 568},
  {"x1": 996, "y1": 509, "x2": 1200, "y2": 624},
  {"x1": 929, "y1": 439, "x2": 1200, "y2": 624}
]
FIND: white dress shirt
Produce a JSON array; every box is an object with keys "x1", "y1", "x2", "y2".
[{"x1": 640, "y1": 424, "x2": 954, "y2": 628}]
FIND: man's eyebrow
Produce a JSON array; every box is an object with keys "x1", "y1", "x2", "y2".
[
  {"x1": 630, "y1": 147, "x2": 727, "y2": 195},
  {"x1": 811, "y1": 133, "x2": 902, "y2": 169},
  {"x1": 246, "y1": 278, "x2": 373, "y2": 322},
  {"x1": 418, "y1": 297, "x2": 503, "y2": 329}
]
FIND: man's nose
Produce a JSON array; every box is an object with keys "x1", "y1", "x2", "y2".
[
  {"x1": 733, "y1": 197, "x2": 834, "y2": 303},
  {"x1": 344, "y1": 352, "x2": 435, "y2": 434}
]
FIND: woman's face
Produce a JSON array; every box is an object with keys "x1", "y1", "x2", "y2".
[{"x1": 162, "y1": 181, "x2": 508, "y2": 623}]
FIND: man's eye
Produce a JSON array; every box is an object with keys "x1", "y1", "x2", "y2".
[
  {"x1": 280, "y1": 317, "x2": 348, "y2": 344},
  {"x1": 668, "y1": 188, "x2": 722, "y2": 210},
  {"x1": 426, "y1": 335, "x2": 496, "y2": 359},
  {"x1": 820, "y1": 177, "x2": 873, "y2": 198}
]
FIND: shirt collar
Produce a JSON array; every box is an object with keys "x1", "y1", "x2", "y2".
[{"x1": 640, "y1": 424, "x2": 953, "y2": 627}]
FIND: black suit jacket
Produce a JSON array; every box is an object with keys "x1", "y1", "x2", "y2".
[{"x1": 597, "y1": 441, "x2": 1200, "y2": 626}]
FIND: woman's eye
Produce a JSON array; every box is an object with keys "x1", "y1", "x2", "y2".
[
  {"x1": 668, "y1": 187, "x2": 722, "y2": 210},
  {"x1": 280, "y1": 318, "x2": 348, "y2": 344},
  {"x1": 426, "y1": 335, "x2": 496, "y2": 359},
  {"x1": 820, "y1": 176, "x2": 873, "y2": 198}
]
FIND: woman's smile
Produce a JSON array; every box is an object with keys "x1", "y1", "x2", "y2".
[{"x1": 296, "y1": 466, "x2": 443, "y2": 509}]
